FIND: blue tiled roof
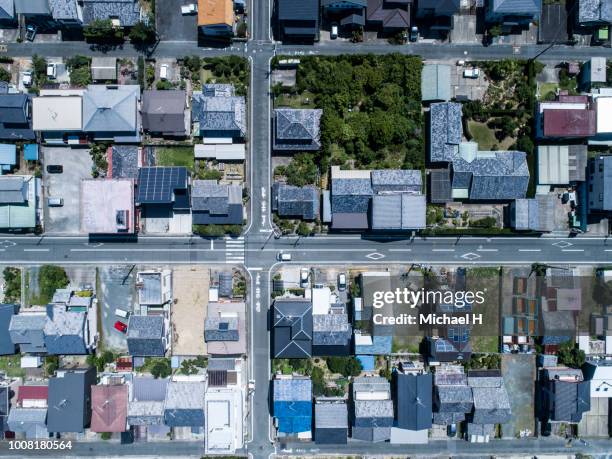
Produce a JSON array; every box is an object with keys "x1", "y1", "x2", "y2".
[
  {"x1": 430, "y1": 102, "x2": 462, "y2": 162},
  {"x1": 493, "y1": 0, "x2": 541, "y2": 15},
  {"x1": 272, "y1": 182, "x2": 319, "y2": 220},
  {"x1": 273, "y1": 378, "x2": 312, "y2": 434},
  {"x1": 355, "y1": 335, "x2": 392, "y2": 355}
]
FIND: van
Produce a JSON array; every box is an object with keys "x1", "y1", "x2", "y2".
[
  {"x1": 160, "y1": 64, "x2": 168, "y2": 81},
  {"x1": 47, "y1": 197, "x2": 63, "y2": 207},
  {"x1": 277, "y1": 252, "x2": 291, "y2": 261},
  {"x1": 115, "y1": 308, "x2": 129, "y2": 319},
  {"x1": 330, "y1": 24, "x2": 338, "y2": 39},
  {"x1": 338, "y1": 273, "x2": 347, "y2": 291},
  {"x1": 46, "y1": 63, "x2": 57, "y2": 79}
]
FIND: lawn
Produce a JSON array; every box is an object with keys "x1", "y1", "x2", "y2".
[
  {"x1": 275, "y1": 90, "x2": 316, "y2": 109},
  {"x1": 538, "y1": 82, "x2": 558, "y2": 101},
  {"x1": 0, "y1": 355, "x2": 25, "y2": 378},
  {"x1": 156, "y1": 147, "x2": 194, "y2": 171},
  {"x1": 468, "y1": 121, "x2": 497, "y2": 149},
  {"x1": 470, "y1": 335, "x2": 499, "y2": 353}
]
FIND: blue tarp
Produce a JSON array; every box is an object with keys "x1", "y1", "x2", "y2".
[
  {"x1": 274, "y1": 401, "x2": 312, "y2": 434},
  {"x1": 356, "y1": 355, "x2": 375, "y2": 371},
  {"x1": 0, "y1": 144, "x2": 16, "y2": 166},
  {"x1": 24, "y1": 144, "x2": 38, "y2": 161},
  {"x1": 355, "y1": 335, "x2": 392, "y2": 355}
]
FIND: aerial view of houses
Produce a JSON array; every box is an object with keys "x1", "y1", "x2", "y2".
[{"x1": 0, "y1": 0, "x2": 609, "y2": 458}]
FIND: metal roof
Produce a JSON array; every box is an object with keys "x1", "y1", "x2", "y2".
[
  {"x1": 315, "y1": 399, "x2": 348, "y2": 429},
  {"x1": 132, "y1": 377, "x2": 168, "y2": 402},
  {"x1": 395, "y1": 372, "x2": 432, "y2": 431},
  {"x1": 47, "y1": 368, "x2": 96, "y2": 433},
  {"x1": 421, "y1": 64, "x2": 451, "y2": 102},
  {"x1": 142, "y1": 90, "x2": 187, "y2": 135},
  {"x1": 277, "y1": 0, "x2": 319, "y2": 21},
  {"x1": 82, "y1": 85, "x2": 139, "y2": 134},
  {"x1": 0, "y1": 176, "x2": 26, "y2": 205},
  {"x1": 492, "y1": 0, "x2": 540, "y2": 14},
  {"x1": 90, "y1": 57, "x2": 117, "y2": 81},
  {"x1": 511, "y1": 194, "x2": 556, "y2": 232}
]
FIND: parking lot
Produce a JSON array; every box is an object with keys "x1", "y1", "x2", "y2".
[
  {"x1": 451, "y1": 63, "x2": 488, "y2": 101},
  {"x1": 42, "y1": 147, "x2": 93, "y2": 234},
  {"x1": 156, "y1": 0, "x2": 198, "y2": 42},
  {"x1": 171, "y1": 266, "x2": 208, "y2": 356},
  {"x1": 98, "y1": 266, "x2": 137, "y2": 352}
]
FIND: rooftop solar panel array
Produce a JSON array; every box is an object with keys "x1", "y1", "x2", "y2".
[{"x1": 136, "y1": 167, "x2": 187, "y2": 204}]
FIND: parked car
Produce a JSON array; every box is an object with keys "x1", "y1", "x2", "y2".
[
  {"x1": 115, "y1": 308, "x2": 130, "y2": 319},
  {"x1": 300, "y1": 268, "x2": 309, "y2": 288},
  {"x1": 46, "y1": 165, "x2": 63, "y2": 173},
  {"x1": 409, "y1": 26, "x2": 418, "y2": 42},
  {"x1": 114, "y1": 321, "x2": 128, "y2": 333},
  {"x1": 25, "y1": 24, "x2": 37, "y2": 42},
  {"x1": 22, "y1": 71, "x2": 32, "y2": 87},
  {"x1": 46, "y1": 62, "x2": 57, "y2": 79},
  {"x1": 181, "y1": 3, "x2": 197, "y2": 14},
  {"x1": 463, "y1": 68, "x2": 480, "y2": 79},
  {"x1": 160, "y1": 64, "x2": 168, "y2": 81},
  {"x1": 447, "y1": 423, "x2": 457, "y2": 437},
  {"x1": 47, "y1": 197, "x2": 63, "y2": 207},
  {"x1": 456, "y1": 60, "x2": 466, "y2": 66},
  {"x1": 338, "y1": 273, "x2": 346, "y2": 291},
  {"x1": 330, "y1": 24, "x2": 338, "y2": 39},
  {"x1": 277, "y1": 252, "x2": 291, "y2": 261}
]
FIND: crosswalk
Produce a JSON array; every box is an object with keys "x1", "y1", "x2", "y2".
[{"x1": 225, "y1": 237, "x2": 245, "y2": 264}]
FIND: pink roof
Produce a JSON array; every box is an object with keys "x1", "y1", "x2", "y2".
[
  {"x1": 557, "y1": 94, "x2": 589, "y2": 103},
  {"x1": 543, "y1": 109, "x2": 596, "y2": 137},
  {"x1": 90, "y1": 385, "x2": 128, "y2": 433},
  {"x1": 16, "y1": 386, "x2": 48, "y2": 404}
]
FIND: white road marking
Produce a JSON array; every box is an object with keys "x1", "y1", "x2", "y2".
[
  {"x1": 519, "y1": 249, "x2": 541, "y2": 252},
  {"x1": 477, "y1": 248, "x2": 498, "y2": 252},
  {"x1": 210, "y1": 240, "x2": 214, "y2": 250},
  {"x1": 388, "y1": 249, "x2": 412, "y2": 252},
  {"x1": 561, "y1": 249, "x2": 584, "y2": 252},
  {"x1": 23, "y1": 248, "x2": 49, "y2": 252},
  {"x1": 432, "y1": 248, "x2": 455, "y2": 252}
]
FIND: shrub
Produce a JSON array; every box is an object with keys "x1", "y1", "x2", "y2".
[
  {"x1": 149, "y1": 358, "x2": 171, "y2": 378},
  {"x1": 3, "y1": 267, "x2": 21, "y2": 303},
  {"x1": 325, "y1": 356, "x2": 362, "y2": 377},
  {"x1": 38, "y1": 265, "x2": 69, "y2": 304}
]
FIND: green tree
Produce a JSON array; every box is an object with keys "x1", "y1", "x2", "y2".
[
  {"x1": 285, "y1": 153, "x2": 318, "y2": 187},
  {"x1": 83, "y1": 19, "x2": 123, "y2": 43},
  {"x1": 325, "y1": 356, "x2": 362, "y2": 377},
  {"x1": 182, "y1": 56, "x2": 201, "y2": 74},
  {"x1": 66, "y1": 55, "x2": 91, "y2": 70},
  {"x1": 296, "y1": 222, "x2": 312, "y2": 237},
  {"x1": 69, "y1": 66, "x2": 91, "y2": 87},
  {"x1": 311, "y1": 366, "x2": 326, "y2": 396},
  {"x1": 3, "y1": 267, "x2": 21, "y2": 303},
  {"x1": 32, "y1": 54, "x2": 47, "y2": 85},
  {"x1": 0, "y1": 67, "x2": 10, "y2": 83},
  {"x1": 129, "y1": 21, "x2": 156, "y2": 45},
  {"x1": 237, "y1": 22, "x2": 247, "y2": 38},
  {"x1": 45, "y1": 356, "x2": 59, "y2": 376},
  {"x1": 100, "y1": 432, "x2": 112, "y2": 440},
  {"x1": 150, "y1": 359, "x2": 171, "y2": 378},
  {"x1": 557, "y1": 340, "x2": 585, "y2": 369},
  {"x1": 38, "y1": 265, "x2": 69, "y2": 304}
]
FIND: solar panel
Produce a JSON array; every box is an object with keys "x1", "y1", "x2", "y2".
[
  {"x1": 137, "y1": 167, "x2": 187, "y2": 204},
  {"x1": 218, "y1": 322, "x2": 229, "y2": 331}
]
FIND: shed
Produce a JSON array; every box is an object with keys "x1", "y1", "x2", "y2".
[
  {"x1": 91, "y1": 57, "x2": 117, "y2": 81},
  {"x1": 421, "y1": 64, "x2": 451, "y2": 102},
  {"x1": 0, "y1": 144, "x2": 16, "y2": 171},
  {"x1": 23, "y1": 144, "x2": 38, "y2": 161}
]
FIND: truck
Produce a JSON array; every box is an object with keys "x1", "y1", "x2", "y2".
[
  {"x1": 181, "y1": 3, "x2": 197, "y2": 14},
  {"x1": 463, "y1": 68, "x2": 480, "y2": 79}
]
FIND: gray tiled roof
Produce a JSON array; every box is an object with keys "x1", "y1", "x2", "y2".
[
  {"x1": 49, "y1": 0, "x2": 79, "y2": 20},
  {"x1": 435, "y1": 385, "x2": 473, "y2": 412},
  {"x1": 164, "y1": 381, "x2": 205, "y2": 428},
  {"x1": 205, "y1": 317, "x2": 239, "y2": 341},
  {"x1": 132, "y1": 377, "x2": 168, "y2": 401},
  {"x1": 430, "y1": 102, "x2": 462, "y2": 162},
  {"x1": 468, "y1": 376, "x2": 511, "y2": 424},
  {"x1": 127, "y1": 315, "x2": 165, "y2": 357},
  {"x1": 82, "y1": 85, "x2": 140, "y2": 134},
  {"x1": 371, "y1": 169, "x2": 422, "y2": 193},
  {"x1": 191, "y1": 180, "x2": 239, "y2": 214},
  {"x1": 0, "y1": 177, "x2": 27, "y2": 204},
  {"x1": 192, "y1": 91, "x2": 246, "y2": 138},
  {"x1": 9, "y1": 314, "x2": 46, "y2": 353},
  {"x1": 0, "y1": 94, "x2": 35, "y2": 141},
  {"x1": 7, "y1": 408, "x2": 48, "y2": 439},
  {"x1": 579, "y1": 0, "x2": 612, "y2": 23},
  {"x1": 272, "y1": 182, "x2": 319, "y2": 220},
  {"x1": 492, "y1": 0, "x2": 541, "y2": 14},
  {"x1": 44, "y1": 305, "x2": 87, "y2": 355},
  {"x1": 312, "y1": 313, "x2": 351, "y2": 346},
  {"x1": 274, "y1": 108, "x2": 322, "y2": 151},
  {"x1": 315, "y1": 399, "x2": 348, "y2": 429},
  {"x1": 331, "y1": 178, "x2": 372, "y2": 214},
  {"x1": 82, "y1": 0, "x2": 141, "y2": 26},
  {"x1": 273, "y1": 377, "x2": 311, "y2": 402}
]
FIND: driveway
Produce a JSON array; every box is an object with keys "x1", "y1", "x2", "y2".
[
  {"x1": 42, "y1": 147, "x2": 93, "y2": 234},
  {"x1": 98, "y1": 266, "x2": 137, "y2": 352},
  {"x1": 156, "y1": 0, "x2": 198, "y2": 42}
]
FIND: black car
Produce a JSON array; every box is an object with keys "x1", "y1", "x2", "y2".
[{"x1": 46, "y1": 165, "x2": 63, "y2": 173}]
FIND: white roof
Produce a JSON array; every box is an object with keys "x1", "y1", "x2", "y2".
[
  {"x1": 311, "y1": 286, "x2": 331, "y2": 315},
  {"x1": 33, "y1": 96, "x2": 83, "y2": 131},
  {"x1": 194, "y1": 143, "x2": 245, "y2": 161},
  {"x1": 538, "y1": 145, "x2": 569, "y2": 185},
  {"x1": 205, "y1": 388, "x2": 243, "y2": 454},
  {"x1": 330, "y1": 165, "x2": 371, "y2": 179},
  {"x1": 80, "y1": 179, "x2": 134, "y2": 234},
  {"x1": 538, "y1": 101, "x2": 587, "y2": 113},
  {"x1": 588, "y1": 362, "x2": 612, "y2": 398},
  {"x1": 597, "y1": 97, "x2": 612, "y2": 133}
]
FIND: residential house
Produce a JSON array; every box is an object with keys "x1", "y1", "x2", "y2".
[
  {"x1": 192, "y1": 85, "x2": 246, "y2": 140},
  {"x1": 276, "y1": 0, "x2": 319, "y2": 41},
  {"x1": 142, "y1": 90, "x2": 189, "y2": 137},
  {"x1": 421, "y1": 64, "x2": 452, "y2": 102},
  {"x1": 81, "y1": 0, "x2": 141, "y2": 27},
  {"x1": 314, "y1": 398, "x2": 347, "y2": 444},
  {"x1": 191, "y1": 180, "x2": 243, "y2": 225},
  {"x1": 273, "y1": 108, "x2": 322, "y2": 151},
  {"x1": 311, "y1": 286, "x2": 351, "y2": 356},
  {"x1": 82, "y1": 85, "x2": 141, "y2": 143},
  {"x1": 137, "y1": 270, "x2": 172, "y2": 307},
  {"x1": 43, "y1": 303, "x2": 94, "y2": 355},
  {"x1": 0, "y1": 0, "x2": 14, "y2": 24},
  {"x1": 578, "y1": 0, "x2": 612, "y2": 27},
  {"x1": 32, "y1": 90, "x2": 84, "y2": 143},
  {"x1": 366, "y1": 0, "x2": 411, "y2": 34},
  {"x1": 272, "y1": 182, "x2": 319, "y2": 220},
  {"x1": 580, "y1": 57, "x2": 607, "y2": 91},
  {"x1": 48, "y1": 0, "x2": 83, "y2": 28},
  {"x1": 485, "y1": 0, "x2": 541, "y2": 29},
  {"x1": 0, "y1": 304, "x2": 15, "y2": 355},
  {"x1": 537, "y1": 145, "x2": 587, "y2": 185},
  {"x1": 539, "y1": 367, "x2": 590, "y2": 423},
  {"x1": 582, "y1": 360, "x2": 612, "y2": 397},
  {"x1": 205, "y1": 301, "x2": 247, "y2": 355},
  {"x1": 9, "y1": 313, "x2": 47, "y2": 354},
  {"x1": 390, "y1": 368, "x2": 432, "y2": 444},
  {"x1": 107, "y1": 145, "x2": 140, "y2": 179},
  {"x1": 204, "y1": 358, "x2": 244, "y2": 454},
  {"x1": 194, "y1": 143, "x2": 246, "y2": 161},
  {"x1": 90, "y1": 384, "x2": 128, "y2": 433},
  {"x1": 352, "y1": 376, "x2": 394, "y2": 442},
  {"x1": 322, "y1": 0, "x2": 366, "y2": 30},
  {"x1": 354, "y1": 272, "x2": 392, "y2": 355},
  {"x1": 273, "y1": 376, "x2": 312, "y2": 437},
  {"x1": 0, "y1": 94, "x2": 35, "y2": 141},
  {"x1": 429, "y1": 103, "x2": 529, "y2": 201},
  {"x1": 198, "y1": 0, "x2": 234, "y2": 37},
  {"x1": 136, "y1": 167, "x2": 190, "y2": 213},
  {"x1": 91, "y1": 57, "x2": 117, "y2": 82},
  {"x1": 7, "y1": 408, "x2": 48, "y2": 439},
  {"x1": 416, "y1": 0, "x2": 460, "y2": 31},
  {"x1": 432, "y1": 365, "x2": 473, "y2": 425},
  {"x1": 272, "y1": 298, "x2": 312, "y2": 358},
  {"x1": 127, "y1": 377, "x2": 168, "y2": 429},
  {"x1": 536, "y1": 95, "x2": 596, "y2": 139},
  {"x1": 466, "y1": 370, "x2": 511, "y2": 442},
  {"x1": 0, "y1": 175, "x2": 38, "y2": 230},
  {"x1": 163, "y1": 381, "x2": 206, "y2": 431},
  {"x1": 80, "y1": 179, "x2": 135, "y2": 234},
  {"x1": 0, "y1": 384, "x2": 7, "y2": 439},
  {"x1": 127, "y1": 315, "x2": 169, "y2": 357},
  {"x1": 510, "y1": 194, "x2": 556, "y2": 232},
  {"x1": 329, "y1": 166, "x2": 426, "y2": 230},
  {"x1": 588, "y1": 155, "x2": 612, "y2": 214},
  {"x1": 47, "y1": 367, "x2": 97, "y2": 434}
]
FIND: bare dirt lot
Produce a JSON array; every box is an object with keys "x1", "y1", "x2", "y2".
[{"x1": 171, "y1": 266, "x2": 209, "y2": 356}]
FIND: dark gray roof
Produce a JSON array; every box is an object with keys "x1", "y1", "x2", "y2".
[
  {"x1": 49, "y1": 0, "x2": 79, "y2": 20},
  {"x1": 164, "y1": 381, "x2": 205, "y2": 428},
  {"x1": 192, "y1": 92, "x2": 246, "y2": 138},
  {"x1": 322, "y1": 0, "x2": 367, "y2": 7},
  {"x1": 218, "y1": 272, "x2": 233, "y2": 298},
  {"x1": 539, "y1": 3, "x2": 568, "y2": 43},
  {"x1": 47, "y1": 368, "x2": 96, "y2": 433},
  {"x1": 430, "y1": 102, "x2": 462, "y2": 162},
  {"x1": 132, "y1": 377, "x2": 168, "y2": 402},
  {"x1": 331, "y1": 178, "x2": 372, "y2": 213},
  {"x1": 543, "y1": 378, "x2": 591, "y2": 422},
  {"x1": 127, "y1": 315, "x2": 165, "y2": 357},
  {"x1": 430, "y1": 168, "x2": 452, "y2": 203},
  {"x1": 435, "y1": 385, "x2": 473, "y2": 413},
  {"x1": 332, "y1": 212, "x2": 369, "y2": 229},
  {"x1": 278, "y1": 0, "x2": 319, "y2": 21},
  {"x1": 0, "y1": 304, "x2": 15, "y2": 355},
  {"x1": 371, "y1": 169, "x2": 422, "y2": 193},
  {"x1": 110, "y1": 145, "x2": 139, "y2": 179},
  {"x1": 136, "y1": 167, "x2": 189, "y2": 206},
  {"x1": 315, "y1": 399, "x2": 348, "y2": 429},
  {"x1": 272, "y1": 182, "x2": 319, "y2": 220},
  {"x1": 142, "y1": 90, "x2": 186, "y2": 136},
  {"x1": 0, "y1": 94, "x2": 35, "y2": 141},
  {"x1": 492, "y1": 0, "x2": 541, "y2": 15},
  {"x1": 340, "y1": 12, "x2": 365, "y2": 26},
  {"x1": 15, "y1": 0, "x2": 50, "y2": 15},
  {"x1": 274, "y1": 108, "x2": 322, "y2": 151},
  {"x1": 312, "y1": 313, "x2": 351, "y2": 346},
  {"x1": 396, "y1": 372, "x2": 432, "y2": 431},
  {"x1": 82, "y1": 0, "x2": 141, "y2": 26},
  {"x1": 205, "y1": 317, "x2": 239, "y2": 341},
  {"x1": 417, "y1": 0, "x2": 460, "y2": 15},
  {"x1": 579, "y1": 0, "x2": 612, "y2": 24},
  {"x1": 468, "y1": 376, "x2": 512, "y2": 424},
  {"x1": 273, "y1": 299, "x2": 312, "y2": 358},
  {"x1": 191, "y1": 180, "x2": 243, "y2": 225}
]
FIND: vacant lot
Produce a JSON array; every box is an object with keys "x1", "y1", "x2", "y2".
[
  {"x1": 155, "y1": 146, "x2": 194, "y2": 171},
  {"x1": 502, "y1": 353, "x2": 536, "y2": 438},
  {"x1": 171, "y1": 266, "x2": 209, "y2": 356}
]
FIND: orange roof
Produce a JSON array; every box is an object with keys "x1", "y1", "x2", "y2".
[
  {"x1": 90, "y1": 385, "x2": 128, "y2": 433},
  {"x1": 198, "y1": 0, "x2": 234, "y2": 27}
]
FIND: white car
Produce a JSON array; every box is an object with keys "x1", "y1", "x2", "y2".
[
  {"x1": 277, "y1": 252, "x2": 291, "y2": 261},
  {"x1": 160, "y1": 64, "x2": 168, "y2": 81},
  {"x1": 46, "y1": 62, "x2": 57, "y2": 79},
  {"x1": 330, "y1": 24, "x2": 338, "y2": 39},
  {"x1": 300, "y1": 268, "x2": 309, "y2": 288},
  {"x1": 181, "y1": 3, "x2": 197, "y2": 14},
  {"x1": 22, "y1": 71, "x2": 32, "y2": 87},
  {"x1": 463, "y1": 68, "x2": 480, "y2": 79}
]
